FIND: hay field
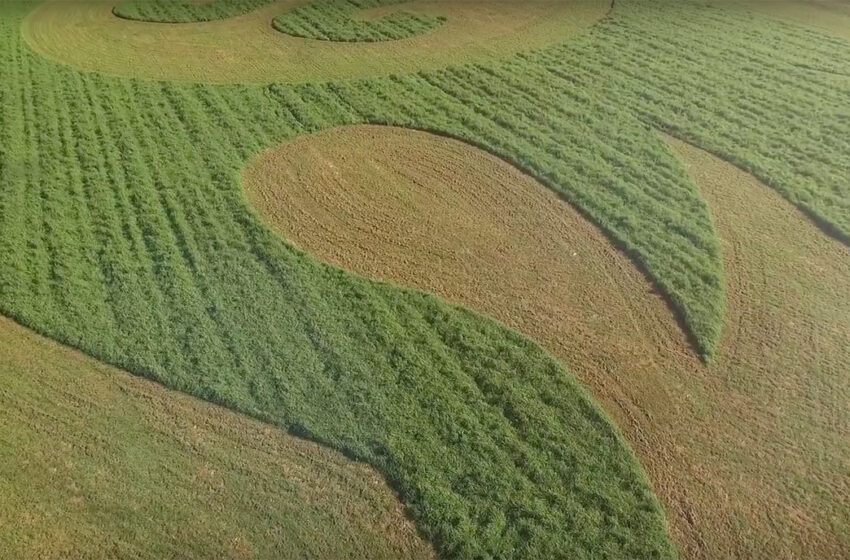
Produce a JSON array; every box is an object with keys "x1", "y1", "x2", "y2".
[
  {"x1": 244, "y1": 124, "x2": 850, "y2": 558},
  {"x1": 0, "y1": 317, "x2": 435, "y2": 560},
  {"x1": 23, "y1": 0, "x2": 609, "y2": 83},
  {"x1": 1, "y1": 0, "x2": 849, "y2": 558}
]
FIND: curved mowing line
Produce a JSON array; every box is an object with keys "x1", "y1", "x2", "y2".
[
  {"x1": 242, "y1": 124, "x2": 850, "y2": 559},
  {"x1": 113, "y1": 0, "x2": 273, "y2": 23},
  {"x1": 0, "y1": 315, "x2": 437, "y2": 560},
  {"x1": 21, "y1": 0, "x2": 610, "y2": 84},
  {"x1": 271, "y1": 1, "x2": 448, "y2": 44}
]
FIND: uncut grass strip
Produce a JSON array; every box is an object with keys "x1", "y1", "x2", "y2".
[
  {"x1": 264, "y1": 86, "x2": 328, "y2": 133},
  {"x1": 82, "y1": 77, "x2": 188, "y2": 350},
  {"x1": 53, "y1": 73, "x2": 144, "y2": 359},
  {"x1": 612, "y1": 19, "x2": 850, "y2": 113},
  {"x1": 0, "y1": 26, "x2": 32, "y2": 306},
  {"x1": 402, "y1": 74, "x2": 720, "y2": 354},
  {"x1": 18, "y1": 45, "x2": 56, "y2": 325},
  {"x1": 85, "y1": 79, "x2": 226, "y2": 379},
  {"x1": 190, "y1": 86, "x2": 272, "y2": 161},
  {"x1": 133, "y1": 87, "x2": 283, "y2": 383},
  {"x1": 548, "y1": 48, "x2": 850, "y2": 235},
  {"x1": 447, "y1": 64, "x2": 717, "y2": 220},
  {"x1": 604, "y1": 34, "x2": 845, "y2": 122},
  {"x1": 29, "y1": 68, "x2": 93, "y2": 333},
  {"x1": 293, "y1": 83, "x2": 362, "y2": 129},
  {"x1": 422, "y1": 69, "x2": 716, "y2": 254},
  {"x1": 51, "y1": 75, "x2": 113, "y2": 323},
  {"x1": 133, "y1": 84, "x2": 266, "y2": 381}
]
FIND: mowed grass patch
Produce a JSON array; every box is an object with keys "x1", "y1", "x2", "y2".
[
  {"x1": 5, "y1": 0, "x2": 850, "y2": 557},
  {"x1": 243, "y1": 124, "x2": 850, "y2": 559},
  {"x1": 1, "y1": 4, "x2": 677, "y2": 558},
  {"x1": 22, "y1": 0, "x2": 610, "y2": 84},
  {"x1": 0, "y1": 316, "x2": 437, "y2": 560}
]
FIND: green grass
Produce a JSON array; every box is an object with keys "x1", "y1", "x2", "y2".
[
  {"x1": 114, "y1": 0, "x2": 271, "y2": 22},
  {"x1": 1, "y1": 4, "x2": 677, "y2": 558},
  {"x1": 3, "y1": 0, "x2": 850, "y2": 558},
  {"x1": 273, "y1": 0, "x2": 446, "y2": 42},
  {"x1": 115, "y1": 0, "x2": 448, "y2": 41},
  {"x1": 0, "y1": 318, "x2": 436, "y2": 560}
]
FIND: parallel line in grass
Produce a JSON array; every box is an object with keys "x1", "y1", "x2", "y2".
[
  {"x1": 57, "y1": 72, "x2": 132, "y2": 352},
  {"x1": 52, "y1": 73, "x2": 114, "y2": 334},
  {"x1": 266, "y1": 85, "x2": 324, "y2": 133},
  {"x1": 147, "y1": 84, "x2": 271, "y2": 387},
  {"x1": 5, "y1": 6, "x2": 678, "y2": 556},
  {"x1": 138, "y1": 83, "x2": 256, "y2": 384},
  {"x1": 197, "y1": 86, "x2": 273, "y2": 158},
  {"x1": 295, "y1": 83, "x2": 361, "y2": 128},
  {"x1": 83, "y1": 76, "x2": 181, "y2": 362},
  {"x1": 272, "y1": 0, "x2": 444, "y2": 43},
  {"x1": 447, "y1": 63, "x2": 702, "y2": 214},
  {"x1": 0, "y1": 29, "x2": 30, "y2": 309},
  {"x1": 92, "y1": 76, "x2": 213, "y2": 376},
  {"x1": 6, "y1": 0, "x2": 850, "y2": 557},
  {"x1": 33, "y1": 61, "x2": 85, "y2": 326},
  {"x1": 19, "y1": 39, "x2": 54, "y2": 321},
  {"x1": 569, "y1": 6, "x2": 850, "y2": 237},
  {"x1": 504, "y1": 58, "x2": 721, "y2": 221}
]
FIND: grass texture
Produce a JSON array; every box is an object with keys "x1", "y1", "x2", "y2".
[
  {"x1": 24, "y1": 1, "x2": 610, "y2": 84},
  {"x1": 0, "y1": 317, "x2": 436, "y2": 560},
  {"x1": 3, "y1": 0, "x2": 850, "y2": 557},
  {"x1": 243, "y1": 124, "x2": 850, "y2": 559},
  {"x1": 114, "y1": 0, "x2": 271, "y2": 23},
  {"x1": 2, "y1": 4, "x2": 676, "y2": 559},
  {"x1": 273, "y1": 0, "x2": 446, "y2": 42}
]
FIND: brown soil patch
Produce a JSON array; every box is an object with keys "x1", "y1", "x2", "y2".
[
  {"x1": 0, "y1": 315, "x2": 436, "y2": 560},
  {"x1": 243, "y1": 125, "x2": 850, "y2": 559}
]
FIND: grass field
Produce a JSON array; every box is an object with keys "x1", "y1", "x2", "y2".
[
  {"x1": 23, "y1": 1, "x2": 610, "y2": 83},
  {"x1": 243, "y1": 124, "x2": 850, "y2": 558},
  {"x1": 114, "y1": 0, "x2": 272, "y2": 22},
  {"x1": 710, "y1": 0, "x2": 850, "y2": 41},
  {"x1": 2, "y1": 0, "x2": 849, "y2": 558},
  {"x1": 0, "y1": 317, "x2": 435, "y2": 560}
]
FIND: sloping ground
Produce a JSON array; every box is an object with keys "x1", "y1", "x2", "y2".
[
  {"x1": 0, "y1": 316, "x2": 436, "y2": 560},
  {"x1": 243, "y1": 125, "x2": 850, "y2": 559},
  {"x1": 22, "y1": 0, "x2": 609, "y2": 83}
]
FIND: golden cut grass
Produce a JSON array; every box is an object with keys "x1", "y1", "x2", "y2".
[
  {"x1": 0, "y1": 316, "x2": 436, "y2": 560},
  {"x1": 22, "y1": 0, "x2": 609, "y2": 84},
  {"x1": 243, "y1": 125, "x2": 850, "y2": 560}
]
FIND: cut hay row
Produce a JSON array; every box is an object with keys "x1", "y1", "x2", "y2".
[
  {"x1": 0, "y1": 316, "x2": 436, "y2": 560},
  {"x1": 242, "y1": 124, "x2": 850, "y2": 559}
]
